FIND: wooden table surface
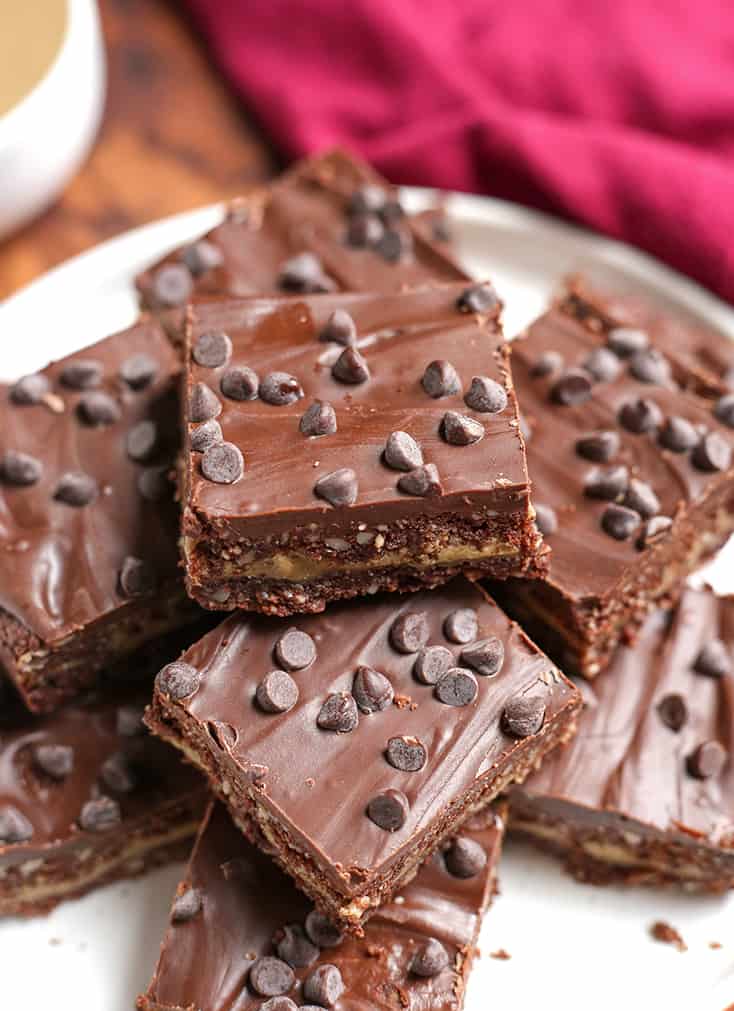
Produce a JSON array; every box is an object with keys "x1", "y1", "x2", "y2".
[{"x1": 0, "y1": 0, "x2": 278, "y2": 300}]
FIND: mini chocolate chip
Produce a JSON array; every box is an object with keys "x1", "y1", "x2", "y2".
[
  {"x1": 126, "y1": 420, "x2": 159, "y2": 462},
  {"x1": 352, "y1": 666, "x2": 394, "y2": 713},
  {"x1": 687, "y1": 740, "x2": 727, "y2": 780},
  {"x1": 220, "y1": 365, "x2": 259, "y2": 402},
  {"x1": 694, "y1": 640, "x2": 730, "y2": 678},
  {"x1": 624, "y1": 478, "x2": 660, "y2": 518},
  {"x1": 390, "y1": 612, "x2": 430, "y2": 653},
  {"x1": 607, "y1": 327, "x2": 649, "y2": 357},
  {"x1": 314, "y1": 468, "x2": 358, "y2": 507},
  {"x1": 302, "y1": 965, "x2": 345, "y2": 1007},
  {"x1": 156, "y1": 661, "x2": 201, "y2": 701},
  {"x1": 193, "y1": 331, "x2": 232, "y2": 369},
  {"x1": 201, "y1": 442, "x2": 244, "y2": 484},
  {"x1": 367, "y1": 789, "x2": 409, "y2": 831},
  {"x1": 460, "y1": 637, "x2": 504, "y2": 677},
  {"x1": 584, "y1": 465, "x2": 629, "y2": 501},
  {"x1": 181, "y1": 240, "x2": 223, "y2": 276},
  {"x1": 101, "y1": 751, "x2": 136, "y2": 793},
  {"x1": 375, "y1": 228, "x2": 412, "y2": 262},
  {"x1": 692, "y1": 431, "x2": 732, "y2": 472},
  {"x1": 410, "y1": 938, "x2": 449, "y2": 977},
  {"x1": 274, "y1": 627, "x2": 316, "y2": 671},
  {"x1": 300, "y1": 400, "x2": 337, "y2": 437},
  {"x1": 171, "y1": 887, "x2": 202, "y2": 922},
  {"x1": 657, "y1": 694, "x2": 687, "y2": 732},
  {"x1": 305, "y1": 910, "x2": 344, "y2": 948},
  {"x1": 575, "y1": 430, "x2": 620, "y2": 463},
  {"x1": 138, "y1": 465, "x2": 171, "y2": 501},
  {"x1": 445, "y1": 836, "x2": 487, "y2": 878},
  {"x1": 249, "y1": 956, "x2": 296, "y2": 998},
  {"x1": 190, "y1": 382, "x2": 222, "y2": 422},
  {"x1": 345, "y1": 213, "x2": 385, "y2": 248},
  {"x1": 0, "y1": 805, "x2": 33, "y2": 844},
  {"x1": 529, "y1": 351, "x2": 563, "y2": 378},
  {"x1": 636, "y1": 515, "x2": 673, "y2": 550},
  {"x1": 151, "y1": 264, "x2": 193, "y2": 307},
  {"x1": 278, "y1": 253, "x2": 335, "y2": 294},
  {"x1": 78, "y1": 392, "x2": 122, "y2": 426},
  {"x1": 628, "y1": 348, "x2": 671, "y2": 385},
  {"x1": 397, "y1": 463, "x2": 442, "y2": 497},
  {"x1": 550, "y1": 369, "x2": 593, "y2": 406},
  {"x1": 582, "y1": 348, "x2": 621, "y2": 383},
  {"x1": 435, "y1": 667, "x2": 478, "y2": 707},
  {"x1": 319, "y1": 309, "x2": 357, "y2": 346},
  {"x1": 413, "y1": 645, "x2": 454, "y2": 685},
  {"x1": 260, "y1": 998, "x2": 297, "y2": 1011},
  {"x1": 33, "y1": 744, "x2": 73, "y2": 780},
  {"x1": 0, "y1": 450, "x2": 43, "y2": 486},
  {"x1": 190, "y1": 419, "x2": 222, "y2": 452},
  {"x1": 53, "y1": 471, "x2": 98, "y2": 506},
  {"x1": 317, "y1": 692, "x2": 359, "y2": 733},
  {"x1": 464, "y1": 375, "x2": 508, "y2": 414},
  {"x1": 659, "y1": 416, "x2": 699, "y2": 453},
  {"x1": 260, "y1": 372, "x2": 304, "y2": 406},
  {"x1": 79, "y1": 795, "x2": 121, "y2": 832},
  {"x1": 386, "y1": 735, "x2": 427, "y2": 772},
  {"x1": 60, "y1": 359, "x2": 103, "y2": 390},
  {"x1": 714, "y1": 393, "x2": 734, "y2": 429},
  {"x1": 10, "y1": 373, "x2": 50, "y2": 404},
  {"x1": 421, "y1": 359, "x2": 461, "y2": 398},
  {"x1": 618, "y1": 398, "x2": 663, "y2": 434},
  {"x1": 116, "y1": 704, "x2": 145, "y2": 737},
  {"x1": 384, "y1": 431, "x2": 423, "y2": 471},
  {"x1": 118, "y1": 556, "x2": 156, "y2": 597},
  {"x1": 444, "y1": 608, "x2": 478, "y2": 645},
  {"x1": 601, "y1": 503, "x2": 640, "y2": 540},
  {"x1": 332, "y1": 346, "x2": 370, "y2": 385},
  {"x1": 441, "y1": 411, "x2": 484, "y2": 446},
  {"x1": 534, "y1": 502, "x2": 558, "y2": 536},
  {"x1": 502, "y1": 696, "x2": 546, "y2": 737},
  {"x1": 256, "y1": 670, "x2": 299, "y2": 714},
  {"x1": 349, "y1": 184, "x2": 387, "y2": 215},
  {"x1": 275, "y1": 924, "x2": 319, "y2": 968},
  {"x1": 456, "y1": 283, "x2": 499, "y2": 314},
  {"x1": 120, "y1": 353, "x2": 158, "y2": 390}
]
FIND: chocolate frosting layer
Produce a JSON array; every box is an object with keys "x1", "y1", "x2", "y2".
[{"x1": 144, "y1": 801, "x2": 504, "y2": 1011}]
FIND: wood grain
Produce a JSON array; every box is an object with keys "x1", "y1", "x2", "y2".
[{"x1": 0, "y1": 0, "x2": 278, "y2": 300}]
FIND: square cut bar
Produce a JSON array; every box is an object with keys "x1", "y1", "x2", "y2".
[
  {"x1": 136, "y1": 148, "x2": 468, "y2": 316},
  {"x1": 138, "y1": 801, "x2": 504, "y2": 1011},
  {"x1": 146, "y1": 578, "x2": 579, "y2": 933},
  {"x1": 0, "y1": 318, "x2": 201, "y2": 713},
  {"x1": 181, "y1": 284, "x2": 544, "y2": 616},
  {"x1": 510, "y1": 588, "x2": 734, "y2": 891},
  {"x1": 491, "y1": 299, "x2": 734, "y2": 678}
]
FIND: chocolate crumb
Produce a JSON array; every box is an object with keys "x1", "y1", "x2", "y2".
[{"x1": 650, "y1": 921, "x2": 687, "y2": 952}]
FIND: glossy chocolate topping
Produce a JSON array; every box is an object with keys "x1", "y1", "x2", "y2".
[{"x1": 143, "y1": 801, "x2": 503, "y2": 1011}]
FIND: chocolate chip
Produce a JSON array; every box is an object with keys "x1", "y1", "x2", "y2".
[
  {"x1": 443, "y1": 608, "x2": 478, "y2": 644},
  {"x1": 116, "y1": 704, "x2": 145, "y2": 737},
  {"x1": 331, "y1": 346, "x2": 370, "y2": 385},
  {"x1": 190, "y1": 382, "x2": 222, "y2": 422},
  {"x1": 314, "y1": 468, "x2": 358, "y2": 507},
  {"x1": 421, "y1": 359, "x2": 461, "y2": 398},
  {"x1": 390, "y1": 612, "x2": 430, "y2": 653},
  {"x1": 53, "y1": 471, "x2": 98, "y2": 506},
  {"x1": 629, "y1": 349, "x2": 671, "y2": 385},
  {"x1": 218, "y1": 365, "x2": 259, "y2": 402},
  {"x1": 352, "y1": 666, "x2": 394, "y2": 713},
  {"x1": 79, "y1": 795, "x2": 121, "y2": 832},
  {"x1": 460, "y1": 637, "x2": 504, "y2": 677},
  {"x1": 151, "y1": 264, "x2": 193, "y2": 307},
  {"x1": 349, "y1": 184, "x2": 387, "y2": 215},
  {"x1": 278, "y1": 253, "x2": 335, "y2": 294},
  {"x1": 657, "y1": 693, "x2": 687, "y2": 732},
  {"x1": 0, "y1": 805, "x2": 33, "y2": 844},
  {"x1": 374, "y1": 227, "x2": 411, "y2": 263},
  {"x1": 501, "y1": 695, "x2": 546, "y2": 737},
  {"x1": 138, "y1": 465, "x2": 171, "y2": 501},
  {"x1": 10, "y1": 373, "x2": 50, "y2": 405},
  {"x1": 126, "y1": 420, "x2": 159, "y2": 462},
  {"x1": 397, "y1": 463, "x2": 442, "y2": 497},
  {"x1": 384, "y1": 431, "x2": 423, "y2": 471},
  {"x1": 410, "y1": 938, "x2": 449, "y2": 977},
  {"x1": 345, "y1": 213, "x2": 385, "y2": 248},
  {"x1": 441, "y1": 411, "x2": 484, "y2": 446},
  {"x1": 300, "y1": 400, "x2": 337, "y2": 437},
  {"x1": 714, "y1": 393, "x2": 734, "y2": 429},
  {"x1": 302, "y1": 965, "x2": 345, "y2": 1007},
  {"x1": 618, "y1": 398, "x2": 663, "y2": 434},
  {"x1": 33, "y1": 744, "x2": 73, "y2": 780},
  {"x1": 432, "y1": 217, "x2": 451, "y2": 242},
  {"x1": 445, "y1": 836, "x2": 487, "y2": 878},
  {"x1": 584, "y1": 465, "x2": 629, "y2": 502},
  {"x1": 274, "y1": 627, "x2": 316, "y2": 671},
  {"x1": 582, "y1": 348, "x2": 621, "y2": 383},
  {"x1": 529, "y1": 351, "x2": 563, "y2": 378},
  {"x1": 100, "y1": 751, "x2": 136, "y2": 793},
  {"x1": 156, "y1": 661, "x2": 201, "y2": 700},
  {"x1": 317, "y1": 692, "x2": 359, "y2": 733},
  {"x1": 636, "y1": 515, "x2": 673, "y2": 549},
  {"x1": 193, "y1": 331, "x2": 232, "y2": 369},
  {"x1": 249, "y1": 956, "x2": 296, "y2": 997},
  {"x1": 118, "y1": 556, "x2": 156, "y2": 597},
  {"x1": 60, "y1": 359, "x2": 103, "y2": 390},
  {"x1": 624, "y1": 478, "x2": 660, "y2": 519},
  {"x1": 534, "y1": 503, "x2": 558, "y2": 536},
  {"x1": 305, "y1": 910, "x2": 344, "y2": 948},
  {"x1": 181, "y1": 239, "x2": 223, "y2": 276},
  {"x1": 456, "y1": 283, "x2": 499, "y2": 314},
  {"x1": 659, "y1": 416, "x2": 699, "y2": 453},
  {"x1": 464, "y1": 375, "x2": 508, "y2": 414},
  {"x1": 386, "y1": 735, "x2": 427, "y2": 772},
  {"x1": 319, "y1": 309, "x2": 357, "y2": 346},
  {"x1": 260, "y1": 372, "x2": 304, "y2": 406},
  {"x1": 171, "y1": 887, "x2": 202, "y2": 922},
  {"x1": 261, "y1": 998, "x2": 297, "y2": 1011},
  {"x1": 366, "y1": 789, "x2": 409, "y2": 831},
  {"x1": 687, "y1": 740, "x2": 727, "y2": 780},
  {"x1": 201, "y1": 442, "x2": 244, "y2": 484},
  {"x1": 607, "y1": 327, "x2": 649, "y2": 357},
  {"x1": 190, "y1": 419, "x2": 222, "y2": 452},
  {"x1": 435, "y1": 667, "x2": 478, "y2": 707},
  {"x1": 413, "y1": 645, "x2": 453, "y2": 685},
  {"x1": 78, "y1": 392, "x2": 122, "y2": 426},
  {"x1": 550, "y1": 369, "x2": 593, "y2": 406},
  {"x1": 692, "y1": 431, "x2": 732, "y2": 472},
  {"x1": 601, "y1": 504, "x2": 640, "y2": 540},
  {"x1": 575, "y1": 430, "x2": 620, "y2": 463},
  {"x1": 0, "y1": 450, "x2": 43, "y2": 486},
  {"x1": 256, "y1": 670, "x2": 299, "y2": 714},
  {"x1": 120, "y1": 353, "x2": 158, "y2": 390},
  {"x1": 274, "y1": 924, "x2": 319, "y2": 968},
  {"x1": 694, "y1": 640, "x2": 730, "y2": 678}
]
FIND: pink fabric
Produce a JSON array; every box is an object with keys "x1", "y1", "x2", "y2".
[{"x1": 185, "y1": 0, "x2": 734, "y2": 302}]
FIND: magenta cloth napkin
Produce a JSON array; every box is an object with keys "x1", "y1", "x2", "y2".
[{"x1": 185, "y1": 0, "x2": 734, "y2": 302}]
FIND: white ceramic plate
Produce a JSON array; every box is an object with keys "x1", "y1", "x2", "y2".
[{"x1": 1, "y1": 191, "x2": 732, "y2": 1011}]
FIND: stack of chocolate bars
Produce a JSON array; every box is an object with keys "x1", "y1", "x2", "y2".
[{"x1": 1, "y1": 150, "x2": 732, "y2": 1010}]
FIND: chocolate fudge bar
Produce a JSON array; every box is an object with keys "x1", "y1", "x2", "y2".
[
  {"x1": 139, "y1": 800, "x2": 504, "y2": 1011},
  {"x1": 510, "y1": 588, "x2": 734, "y2": 891},
  {"x1": 136, "y1": 149, "x2": 467, "y2": 314},
  {"x1": 0, "y1": 318, "x2": 201, "y2": 712},
  {"x1": 146, "y1": 579, "x2": 579, "y2": 932},
  {"x1": 491, "y1": 299, "x2": 734, "y2": 677},
  {"x1": 181, "y1": 284, "x2": 544, "y2": 616}
]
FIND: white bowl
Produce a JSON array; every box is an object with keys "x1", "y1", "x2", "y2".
[{"x1": 0, "y1": 0, "x2": 105, "y2": 240}]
